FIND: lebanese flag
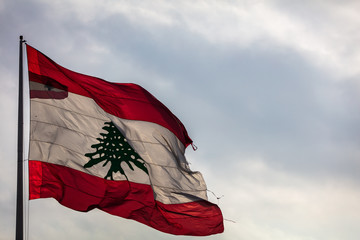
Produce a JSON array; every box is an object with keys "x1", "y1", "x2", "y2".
[{"x1": 26, "y1": 44, "x2": 224, "y2": 236}]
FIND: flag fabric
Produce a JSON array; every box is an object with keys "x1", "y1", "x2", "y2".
[{"x1": 26, "y1": 44, "x2": 224, "y2": 236}]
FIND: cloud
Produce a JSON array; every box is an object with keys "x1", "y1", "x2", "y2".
[
  {"x1": 1, "y1": 0, "x2": 360, "y2": 239},
  {"x1": 0, "y1": 67, "x2": 17, "y2": 240},
  {"x1": 114, "y1": 1, "x2": 360, "y2": 77},
  {"x1": 40, "y1": 0, "x2": 359, "y2": 78},
  {"x1": 20, "y1": 0, "x2": 360, "y2": 79},
  {"x1": 198, "y1": 156, "x2": 360, "y2": 240}
]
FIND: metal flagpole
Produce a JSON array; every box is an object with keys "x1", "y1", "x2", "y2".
[{"x1": 16, "y1": 35, "x2": 25, "y2": 240}]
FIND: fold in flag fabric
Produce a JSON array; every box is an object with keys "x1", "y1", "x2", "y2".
[{"x1": 26, "y1": 44, "x2": 224, "y2": 236}]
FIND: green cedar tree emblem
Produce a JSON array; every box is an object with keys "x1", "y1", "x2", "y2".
[{"x1": 84, "y1": 121, "x2": 148, "y2": 180}]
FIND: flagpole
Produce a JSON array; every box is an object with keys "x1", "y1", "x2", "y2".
[{"x1": 16, "y1": 35, "x2": 25, "y2": 240}]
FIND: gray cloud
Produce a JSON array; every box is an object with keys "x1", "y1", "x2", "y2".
[{"x1": 1, "y1": 0, "x2": 360, "y2": 239}]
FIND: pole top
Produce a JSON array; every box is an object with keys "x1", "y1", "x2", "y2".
[{"x1": 19, "y1": 35, "x2": 26, "y2": 43}]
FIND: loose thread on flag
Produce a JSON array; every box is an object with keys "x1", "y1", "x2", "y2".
[
  {"x1": 207, "y1": 190, "x2": 237, "y2": 224},
  {"x1": 207, "y1": 189, "x2": 224, "y2": 205},
  {"x1": 224, "y1": 218, "x2": 236, "y2": 223}
]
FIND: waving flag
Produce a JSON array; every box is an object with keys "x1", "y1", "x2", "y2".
[{"x1": 26, "y1": 44, "x2": 224, "y2": 236}]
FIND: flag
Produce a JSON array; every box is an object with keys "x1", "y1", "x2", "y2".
[{"x1": 26, "y1": 44, "x2": 224, "y2": 236}]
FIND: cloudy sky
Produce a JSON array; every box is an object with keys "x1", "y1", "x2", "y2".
[{"x1": 1, "y1": 0, "x2": 360, "y2": 239}]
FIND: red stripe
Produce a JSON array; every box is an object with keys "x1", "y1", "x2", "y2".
[
  {"x1": 29, "y1": 160, "x2": 224, "y2": 236},
  {"x1": 26, "y1": 45, "x2": 192, "y2": 147},
  {"x1": 30, "y1": 90, "x2": 68, "y2": 99}
]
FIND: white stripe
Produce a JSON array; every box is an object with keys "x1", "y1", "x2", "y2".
[{"x1": 30, "y1": 88, "x2": 208, "y2": 204}]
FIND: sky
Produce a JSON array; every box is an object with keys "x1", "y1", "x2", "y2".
[{"x1": 1, "y1": 0, "x2": 360, "y2": 239}]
